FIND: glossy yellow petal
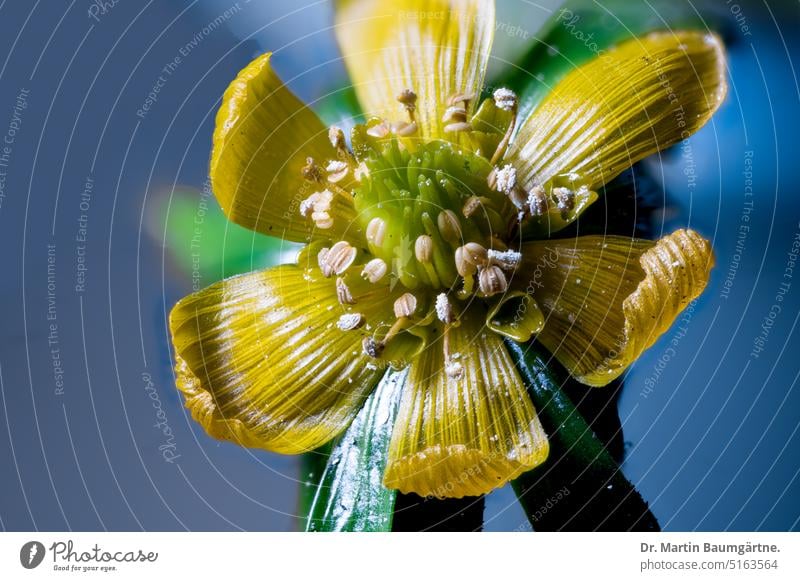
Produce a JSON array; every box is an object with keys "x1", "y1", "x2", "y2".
[
  {"x1": 170, "y1": 265, "x2": 394, "y2": 453},
  {"x1": 384, "y1": 312, "x2": 549, "y2": 498},
  {"x1": 335, "y1": 0, "x2": 495, "y2": 140},
  {"x1": 211, "y1": 53, "x2": 355, "y2": 242},
  {"x1": 506, "y1": 32, "x2": 727, "y2": 235},
  {"x1": 517, "y1": 229, "x2": 713, "y2": 387}
]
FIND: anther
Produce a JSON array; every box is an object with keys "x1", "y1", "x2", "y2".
[
  {"x1": 329, "y1": 126, "x2": 346, "y2": 150},
  {"x1": 435, "y1": 293, "x2": 454, "y2": 324},
  {"x1": 493, "y1": 88, "x2": 518, "y2": 112},
  {"x1": 554, "y1": 186, "x2": 576, "y2": 216},
  {"x1": 319, "y1": 241, "x2": 357, "y2": 277},
  {"x1": 326, "y1": 160, "x2": 349, "y2": 183},
  {"x1": 365, "y1": 217, "x2": 387, "y2": 248},
  {"x1": 396, "y1": 89, "x2": 417, "y2": 119},
  {"x1": 337, "y1": 313, "x2": 365, "y2": 331},
  {"x1": 336, "y1": 277, "x2": 355, "y2": 305},
  {"x1": 362, "y1": 336, "x2": 384, "y2": 358},
  {"x1": 443, "y1": 121, "x2": 473, "y2": 134},
  {"x1": 394, "y1": 121, "x2": 418, "y2": 136},
  {"x1": 437, "y1": 210, "x2": 462, "y2": 246},
  {"x1": 462, "y1": 196, "x2": 491, "y2": 218},
  {"x1": 454, "y1": 246, "x2": 477, "y2": 277},
  {"x1": 415, "y1": 235, "x2": 433, "y2": 263},
  {"x1": 301, "y1": 157, "x2": 323, "y2": 183},
  {"x1": 488, "y1": 248, "x2": 522, "y2": 271},
  {"x1": 366, "y1": 120, "x2": 391, "y2": 138},
  {"x1": 361, "y1": 258, "x2": 388, "y2": 283},
  {"x1": 442, "y1": 93, "x2": 474, "y2": 133},
  {"x1": 494, "y1": 164, "x2": 516, "y2": 194},
  {"x1": 393, "y1": 293, "x2": 418, "y2": 318},
  {"x1": 527, "y1": 185, "x2": 549, "y2": 217},
  {"x1": 462, "y1": 242, "x2": 488, "y2": 267},
  {"x1": 478, "y1": 265, "x2": 508, "y2": 297}
]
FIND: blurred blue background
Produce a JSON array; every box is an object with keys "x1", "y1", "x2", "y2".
[{"x1": 0, "y1": 0, "x2": 798, "y2": 531}]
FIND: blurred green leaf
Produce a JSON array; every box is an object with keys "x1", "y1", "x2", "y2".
[
  {"x1": 505, "y1": 340, "x2": 660, "y2": 531},
  {"x1": 305, "y1": 368, "x2": 407, "y2": 532},
  {"x1": 154, "y1": 187, "x2": 300, "y2": 285},
  {"x1": 493, "y1": 0, "x2": 710, "y2": 123}
]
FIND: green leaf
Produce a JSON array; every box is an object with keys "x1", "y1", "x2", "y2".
[
  {"x1": 305, "y1": 368, "x2": 407, "y2": 532},
  {"x1": 153, "y1": 186, "x2": 299, "y2": 284},
  {"x1": 493, "y1": 0, "x2": 710, "y2": 124},
  {"x1": 505, "y1": 340, "x2": 660, "y2": 531}
]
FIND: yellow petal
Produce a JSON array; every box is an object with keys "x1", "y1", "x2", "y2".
[
  {"x1": 335, "y1": 0, "x2": 495, "y2": 140},
  {"x1": 169, "y1": 265, "x2": 393, "y2": 453},
  {"x1": 517, "y1": 229, "x2": 714, "y2": 387},
  {"x1": 506, "y1": 32, "x2": 727, "y2": 234},
  {"x1": 211, "y1": 53, "x2": 355, "y2": 242},
  {"x1": 384, "y1": 313, "x2": 549, "y2": 498}
]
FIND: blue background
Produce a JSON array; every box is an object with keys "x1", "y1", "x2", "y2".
[{"x1": 0, "y1": 0, "x2": 798, "y2": 531}]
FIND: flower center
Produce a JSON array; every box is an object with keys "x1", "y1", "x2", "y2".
[{"x1": 295, "y1": 88, "x2": 564, "y2": 373}]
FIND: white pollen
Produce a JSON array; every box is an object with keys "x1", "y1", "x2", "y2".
[
  {"x1": 337, "y1": 313, "x2": 364, "y2": 331},
  {"x1": 494, "y1": 164, "x2": 516, "y2": 194},
  {"x1": 445, "y1": 359, "x2": 464, "y2": 380},
  {"x1": 493, "y1": 87, "x2": 517, "y2": 111},
  {"x1": 326, "y1": 160, "x2": 347, "y2": 173},
  {"x1": 435, "y1": 293, "x2": 452, "y2": 324},
  {"x1": 488, "y1": 248, "x2": 522, "y2": 270}
]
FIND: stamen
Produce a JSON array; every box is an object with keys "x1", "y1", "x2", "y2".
[
  {"x1": 527, "y1": 185, "x2": 549, "y2": 217},
  {"x1": 336, "y1": 277, "x2": 355, "y2": 305},
  {"x1": 454, "y1": 246, "x2": 477, "y2": 277},
  {"x1": 361, "y1": 258, "x2": 388, "y2": 283},
  {"x1": 319, "y1": 241, "x2": 357, "y2": 277},
  {"x1": 462, "y1": 242, "x2": 488, "y2": 267},
  {"x1": 394, "y1": 121, "x2": 418, "y2": 136},
  {"x1": 437, "y1": 210, "x2": 462, "y2": 247},
  {"x1": 494, "y1": 164, "x2": 516, "y2": 194},
  {"x1": 554, "y1": 186, "x2": 576, "y2": 217},
  {"x1": 393, "y1": 293, "x2": 418, "y2": 318},
  {"x1": 366, "y1": 217, "x2": 387, "y2": 247},
  {"x1": 396, "y1": 89, "x2": 418, "y2": 118},
  {"x1": 442, "y1": 92, "x2": 474, "y2": 133},
  {"x1": 366, "y1": 120, "x2": 391, "y2": 138},
  {"x1": 490, "y1": 88, "x2": 519, "y2": 165},
  {"x1": 414, "y1": 235, "x2": 433, "y2": 263},
  {"x1": 337, "y1": 313, "x2": 365, "y2": 331},
  {"x1": 462, "y1": 195, "x2": 491, "y2": 218},
  {"x1": 325, "y1": 160, "x2": 349, "y2": 183},
  {"x1": 487, "y1": 248, "x2": 522, "y2": 271},
  {"x1": 362, "y1": 336, "x2": 384, "y2": 358},
  {"x1": 443, "y1": 121, "x2": 473, "y2": 134},
  {"x1": 329, "y1": 126, "x2": 346, "y2": 150},
  {"x1": 478, "y1": 265, "x2": 508, "y2": 297},
  {"x1": 301, "y1": 157, "x2": 324, "y2": 183},
  {"x1": 434, "y1": 293, "x2": 454, "y2": 324}
]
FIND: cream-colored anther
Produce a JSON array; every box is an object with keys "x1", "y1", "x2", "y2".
[
  {"x1": 366, "y1": 120, "x2": 391, "y2": 138},
  {"x1": 454, "y1": 246, "x2": 476, "y2": 277},
  {"x1": 393, "y1": 293, "x2": 418, "y2": 318},
  {"x1": 361, "y1": 258, "x2": 388, "y2": 283},
  {"x1": 336, "y1": 277, "x2": 355, "y2": 305},
  {"x1": 415, "y1": 235, "x2": 433, "y2": 263},
  {"x1": 394, "y1": 121, "x2": 418, "y2": 136},
  {"x1": 462, "y1": 195, "x2": 491, "y2": 218},
  {"x1": 443, "y1": 121, "x2": 473, "y2": 133},
  {"x1": 319, "y1": 241, "x2": 356, "y2": 277},
  {"x1": 478, "y1": 265, "x2": 508, "y2": 297},
  {"x1": 462, "y1": 242, "x2": 488, "y2": 267},
  {"x1": 337, "y1": 313, "x2": 365, "y2": 331},
  {"x1": 365, "y1": 217, "x2": 387, "y2": 247},
  {"x1": 437, "y1": 210, "x2": 462, "y2": 246}
]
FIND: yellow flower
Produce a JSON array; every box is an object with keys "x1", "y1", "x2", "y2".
[{"x1": 169, "y1": 0, "x2": 726, "y2": 499}]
